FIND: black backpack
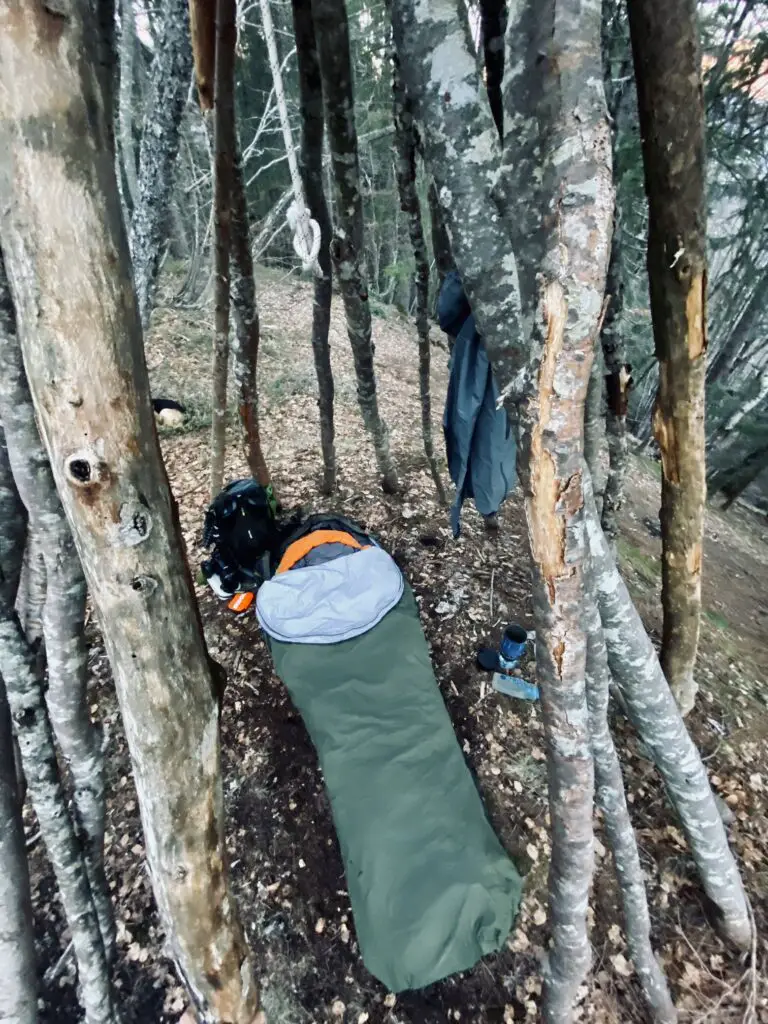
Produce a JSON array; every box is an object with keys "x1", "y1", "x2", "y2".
[{"x1": 201, "y1": 479, "x2": 277, "y2": 595}]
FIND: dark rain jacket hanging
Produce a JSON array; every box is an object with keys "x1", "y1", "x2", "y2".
[{"x1": 438, "y1": 271, "x2": 517, "y2": 536}]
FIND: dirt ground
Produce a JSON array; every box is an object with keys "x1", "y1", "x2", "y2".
[{"x1": 27, "y1": 267, "x2": 768, "y2": 1023}]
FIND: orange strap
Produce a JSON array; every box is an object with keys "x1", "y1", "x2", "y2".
[{"x1": 277, "y1": 530, "x2": 368, "y2": 574}]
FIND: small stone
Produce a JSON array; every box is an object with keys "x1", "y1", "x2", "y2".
[
  {"x1": 331, "y1": 999, "x2": 345, "y2": 1017},
  {"x1": 315, "y1": 918, "x2": 326, "y2": 934},
  {"x1": 384, "y1": 993, "x2": 397, "y2": 1008}
]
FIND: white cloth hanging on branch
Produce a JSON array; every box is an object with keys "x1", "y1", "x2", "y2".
[{"x1": 259, "y1": 0, "x2": 323, "y2": 277}]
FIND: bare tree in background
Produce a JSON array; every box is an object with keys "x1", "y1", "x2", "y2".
[
  {"x1": 311, "y1": 0, "x2": 399, "y2": 493},
  {"x1": 0, "y1": 6, "x2": 264, "y2": 1020},
  {"x1": 131, "y1": 0, "x2": 193, "y2": 331},
  {"x1": 209, "y1": 0, "x2": 236, "y2": 499},
  {"x1": 392, "y1": 53, "x2": 446, "y2": 505},
  {"x1": 627, "y1": 0, "x2": 708, "y2": 716},
  {"x1": 191, "y1": 0, "x2": 273, "y2": 494},
  {"x1": 292, "y1": 0, "x2": 337, "y2": 494}
]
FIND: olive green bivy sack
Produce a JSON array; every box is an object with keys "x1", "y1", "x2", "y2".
[{"x1": 267, "y1": 584, "x2": 523, "y2": 992}]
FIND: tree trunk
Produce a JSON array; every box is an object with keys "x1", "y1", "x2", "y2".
[
  {"x1": 0, "y1": 250, "x2": 115, "y2": 962},
  {"x1": 209, "y1": 0, "x2": 236, "y2": 500},
  {"x1": 291, "y1": 0, "x2": 336, "y2": 495},
  {"x1": 479, "y1": 0, "x2": 506, "y2": 140},
  {"x1": 130, "y1": 0, "x2": 193, "y2": 331},
  {"x1": 0, "y1": 674, "x2": 38, "y2": 1024},
  {"x1": 392, "y1": 54, "x2": 447, "y2": 505},
  {"x1": 189, "y1": 0, "x2": 216, "y2": 112},
  {"x1": 585, "y1": 488, "x2": 751, "y2": 950},
  {"x1": 118, "y1": 0, "x2": 140, "y2": 212},
  {"x1": 627, "y1": 0, "x2": 708, "y2": 716},
  {"x1": 229, "y1": 139, "x2": 273, "y2": 490},
  {"x1": 0, "y1": 6, "x2": 263, "y2": 1020},
  {"x1": 502, "y1": 0, "x2": 613, "y2": 1012},
  {"x1": 0, "y1": 435, "x2": 116, "y2": 1024},
  {"x1": 395, "y1": 1, "x2": 611, "y2": 1017},
  {"x1": 311, "y1": 0, "x2": 399, "y2": 493},
  {"x1": 600, "y1": 222, "x2": 630, "y2": 543},
  {"x1": 582, "y1": 544, "x2": 677, "y2": 1024}
]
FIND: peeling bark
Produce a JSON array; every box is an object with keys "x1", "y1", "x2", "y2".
[
  {"x1": 585, "y1": 490, "x2": 751, "y2": 950},
  {"x1": 209, "y1": 0, "x2": 236, "y2": 500},
  {"x1": 628, "y1": 0, "x2": 708, "y2": 716},
  {"x1": 130, "y1": 0, "x2": 193, "y2": 331},
  {"x1": 0, "y1": 250, "x2": 115, "y2": 961},
  {"x1": 582, "y1": 503, "x2": 677, "y2": 1024},
  {"x1": 230, "y1": 135, "x2": 272, "y2": 489},
  {"x1": 392, "y1": 54, "x2": 446, "y2": 505},
  {"x1": 189, "y1": 0, "x2": 216, "y2": 112},
  {"x1": 291, "y1": 0, "x2": 336, "y2": 494},
  {"x1": 600, "y1": 223, "x2": 630, "y2": 543},
  {"x1": 312, "y1": 0, "x2": 399, "y2": 493},
  {"x1": 0, "y1": 673, "x2": 37, "y2": 1024},
  {"x1": 0, "y1": 6, "x2": 262, "y2": 1020},
  {"x1": 502, "y1": 3, "x2": 612, "y2": 1016}
]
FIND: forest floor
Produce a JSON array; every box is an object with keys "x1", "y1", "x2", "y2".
[{"x1": 27, "y1": 266, "x2": 768, "y2": 1024}]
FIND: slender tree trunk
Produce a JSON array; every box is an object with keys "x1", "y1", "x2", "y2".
[
  {"x1": 0, "y1": 618, "x2": 116, "y2": 1024},
  {"x1": 130, "y1": 0, "x2": 193, "y2": 331},
  {"x1": 0, "y1": 674, "x2": 38, "y2": 1024},
  {"x1": 291, "y1": 0, "x2": 336, "y2": 494},
  {"x1": 0, "y1": 438, "x2": 116, "y2": 1024},
  {"x1": 398, "y1": 0, "x2": 611, "y2": 1017},
  {"x1": 230, "y1": 140, "x2": 273, "y2": 489},
  {"x1": 600, "y1": 223, "x2": 631, "y2": 542},
  {"x1": 583, "y1": 502, "x2": 677, "y2": 1023},
  {"x1": 0, "y1": 251, "x2": 115, "y2": 962},
  {"x1": 209, "y1": 0, "x2": 236, "y2": 500},
  {"x1": 0, "y1": 7, "x2": 263, "y2": 1020},
  {"x1": 628, "y1": 0, "x2": 708, "y2": 716},
  {"x1": 502, "y1": 2, "x2": 613, "y2": 1013},
  {"x1": 479, "y1": 0, "x2": 506, "y2": 140},
  {"x1": 585, "y1": 490, "x2": 751, "y2": 950},
  {"x1": 16, "y1": 532, "x2": 46, "y2": 664},
  {"x1": 118, "y1": 0, "x2": 139, "y2": 212},
  {"x1": 311, "y1": 0, "x2": 399, "y2": 493},
  {"x1": 392, "y1": 55, "x2": 447, "y2": 505}
]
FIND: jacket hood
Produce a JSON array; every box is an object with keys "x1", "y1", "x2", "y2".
[{"x1": 438, "y1": 271, "x2": 471, "y2": 336}]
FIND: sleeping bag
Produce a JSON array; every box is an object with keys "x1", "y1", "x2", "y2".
[{"x1": 203, "y1": 488, "x2": 523, "y2": 992}]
